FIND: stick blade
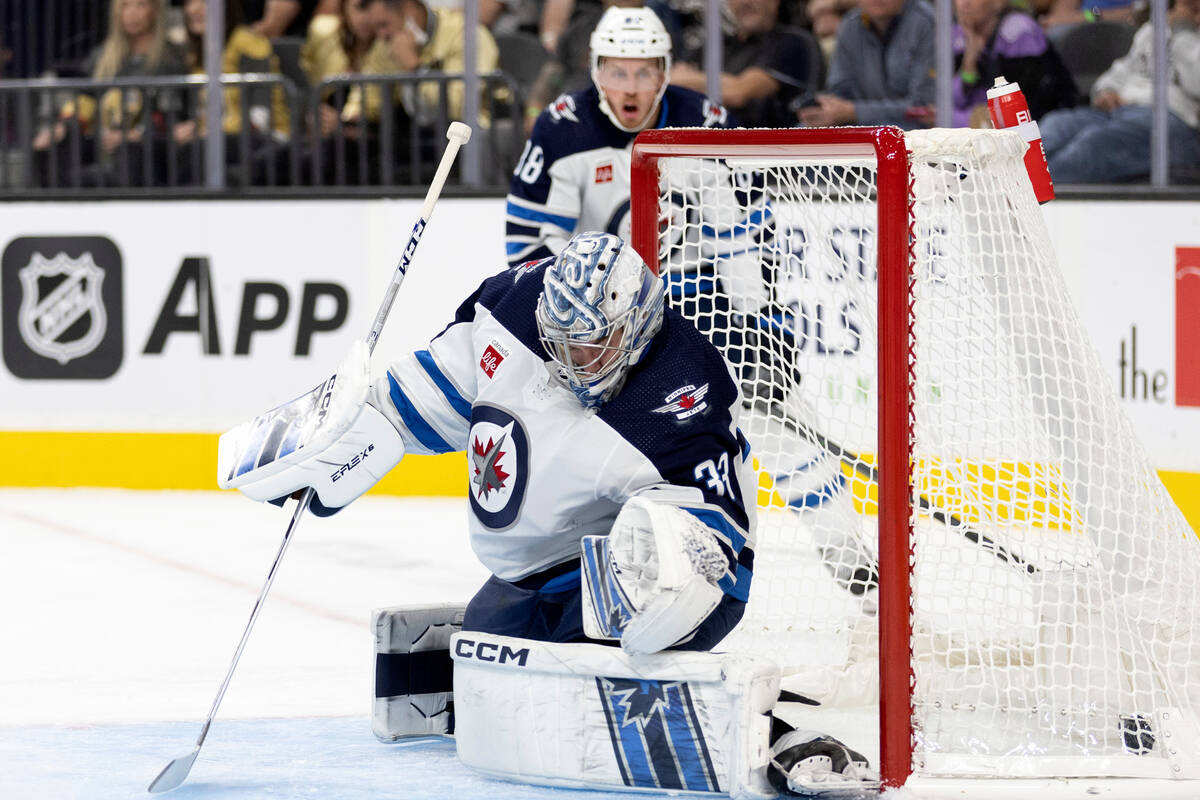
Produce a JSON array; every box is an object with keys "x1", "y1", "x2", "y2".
[{"x1": 147, "y1": 748, "x2": 199, "y2": 793}]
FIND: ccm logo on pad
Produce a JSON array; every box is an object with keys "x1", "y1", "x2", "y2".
[{"x1": 454, "y1": 638, "x2": 529, "y2": 666}]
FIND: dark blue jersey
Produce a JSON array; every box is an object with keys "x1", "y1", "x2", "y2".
[{"x1": 505, "y1": 85, "x2": 732, "y2": 267}]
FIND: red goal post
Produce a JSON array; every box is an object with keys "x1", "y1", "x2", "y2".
[
  {"x1": 629, "y1": 126, "x2": 1200, "y2": 795},
  {"x1": 630, "y1": 126, "x2": 917, "y2": 788}
]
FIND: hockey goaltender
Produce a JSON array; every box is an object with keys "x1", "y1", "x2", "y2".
[{"x1": 218, "y1": 231, "x2": 880, "y2": 798}]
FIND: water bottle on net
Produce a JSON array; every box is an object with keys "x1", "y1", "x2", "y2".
[{"x1": 986, "y1": 76, "x2": 1055, "y2": 203}]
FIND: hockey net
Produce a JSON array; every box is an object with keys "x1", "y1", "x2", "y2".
[{"x1": 629, "y1": 127, "x2": 1200, "y2": 790}]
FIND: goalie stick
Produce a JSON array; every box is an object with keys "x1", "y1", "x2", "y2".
[{"x1": 147, "y1": 121, "x2": 473, "y2": 795}]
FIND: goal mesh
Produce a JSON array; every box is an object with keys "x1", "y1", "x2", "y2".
[{"x1": 631, "y1": 127, "x2": 1200, "y2": 784}]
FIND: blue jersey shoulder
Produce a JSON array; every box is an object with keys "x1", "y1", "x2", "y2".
[
  {"x1": 602, "y1": 307, "x2": 739, "y2": 441},
  {"x1": 530, "y1": 86, "x2": 734, "y2": 164},
  {"x1": 438, "y1": 260, "x2": 549, "y2": 356},
  {"x1": 529, "y1": 87, "x2": 627, "y2": 163},
  {"x1": 660, "y1": 85, "x2": 735, "y2": 128},
  {"x1": 599, "y1": 309, "x2": 747, "y2": 527}
]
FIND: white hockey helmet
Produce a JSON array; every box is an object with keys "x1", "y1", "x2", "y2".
[
  {"x1": 536, "y1": 232, "x2": 665, "y2": 409},
  {"x1": 589, "y1": 6, "x2": 673, "y2": 132}
]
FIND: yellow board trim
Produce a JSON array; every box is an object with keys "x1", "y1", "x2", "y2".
[
  {"x1": 4, "y1": 432, "x2": 1200, "y2": 534},
  {"x1": 1, "y1": 431, "x2": 467, "y2": 496}
]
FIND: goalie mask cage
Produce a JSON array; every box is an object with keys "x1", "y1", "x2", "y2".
[{"x1": 630, "y1": 126, "x2": 1200, "y2": 795}]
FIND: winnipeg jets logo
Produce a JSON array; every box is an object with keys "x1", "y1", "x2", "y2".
[
  {"x1": 548, "y1": 94, "x2": 579, "y2": 123},
  {"x1": 606, "y1": 679, "x2": 678, "y2": 727},
  {"x1": 652, "y1": 383, "x2": 709, "y2": 420},
  {"x1": 467, "y1": 406, "x2": 529, "y2": 529},
  {"x1": 471, "y1": 431, "x2": 510, "y2": 499},
  {"x1": 18, "y1": 252, "x2": 107, "y2": 364}
]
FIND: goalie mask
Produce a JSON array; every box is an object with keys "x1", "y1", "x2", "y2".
[
  {"x1": 589, "y1": 6, "x2": 672, "y2": 132},
  {"x1": 536, "y1": 232, "x2": 665, "y2": 409}
]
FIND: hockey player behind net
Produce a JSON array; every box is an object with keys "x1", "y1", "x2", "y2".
[
  {"x1": 217, "y1": 231, "x2": 878, "y2": 797},
  {"x1": 507, "y1": 5, "x2": 805, "y2": 436},
  {"x1": 504, "y1": 6, "x2": 729, "y2": 267}
]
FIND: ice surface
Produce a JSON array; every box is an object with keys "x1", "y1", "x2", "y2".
[
  {"x1": 0, "y1": 488, "x2": 648, "y2": 799},
  {"x1": 0, "y1": 717, "x2": 647, "y2": 800}
]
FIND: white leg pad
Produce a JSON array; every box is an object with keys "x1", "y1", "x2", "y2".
[
  {"x1": 451, "y1": 631, "x2": 781, "y2": 798},
  {"x1": 372, "y1": 603, "x2": 465, "y2": 741}
]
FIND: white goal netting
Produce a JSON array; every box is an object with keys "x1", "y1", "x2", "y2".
[{"x1": 636, "y1": 127, "x2": 1200, "y2": 783}]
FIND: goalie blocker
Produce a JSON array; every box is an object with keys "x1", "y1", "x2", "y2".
[{"x1": 216, "y1": 341, "x2": 405, "y2": 515}]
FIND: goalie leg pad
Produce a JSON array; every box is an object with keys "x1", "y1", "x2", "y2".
[
  {"x1": 451, "y1": 631, "x2": 780, "y2": 799},
  {"x1": 372, "y1": 603, "x2": 465, "y2": 741}
]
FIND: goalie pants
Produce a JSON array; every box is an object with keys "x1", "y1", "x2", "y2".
[{"x1": 462, "y1": 558, "x2": 747, "y2": 651}]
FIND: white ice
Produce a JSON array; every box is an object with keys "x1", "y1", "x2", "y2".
[
  {"x1": 0, "y1": 488, "x2": 655, "y2": 800},
  {"x1": 0, "y1": 488, "x2": 931, "y2": 800}
]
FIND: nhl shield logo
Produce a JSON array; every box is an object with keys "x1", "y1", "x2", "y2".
[
  {"x1": 17, "y1": 252, "x2": 108, "y2": 365},
  {"x1": 2, "y1": 236, "x2": 123, "y2": 379}
]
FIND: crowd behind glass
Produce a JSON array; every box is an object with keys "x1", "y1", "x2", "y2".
[{"x1": 0, "y1": 0, "x2": 1193, "y2": 190}]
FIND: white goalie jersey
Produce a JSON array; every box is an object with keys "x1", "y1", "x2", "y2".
[{"x1": 367, "y1": 260, "x2": 757, "y2": 602}]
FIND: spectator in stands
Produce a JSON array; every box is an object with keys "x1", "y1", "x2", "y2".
[
  {"x1": 301, "y1": 0, "x2": 376, "y2": 135},
  {"x1": 173, "y1": 0, "x2": 291, "y2": 183},
  {"x1": 952, "y1": 0, "x2": 1077, "y2": 126},
  {"x1": 351, "y1": 0, "x2": 499, "y2": 127},
  {"x1": 521, "y1": 0, "x2": 680, "y2": 134},
  {"x1": 1038, "y1": 0, "x2": 1200, "y2": 182},
  {"x1": 1039, "y1": 0, "x2": 1139, "y2": 30},
  {"x1": 302, "y1": 0, "x2": 375, "y2": 80},
  {"x1": 534, "y1": 0, "x2": 599, "y2": 55},
  {"x1": 313, "y1": 0, "x2": 496, "y2": 184},
  {"x1": 480, "y1": 0, "x2": 557, "y2": 43},
  {"x1": 479, "y1": 0, "x2": 535, "y2": 35},
  {"x1": 797, "y1": 0, "x2": 936, "y2": 128},
  {"x1": 806, "y1": 0, "x2": 858, "y2": 62},
  {"x1": 660, "y1": 0, "x2": 738, "y2": 64},
  {"x1": 669, "y1": 0, "x2": 818, "y2": 127},
  {"x1": 243, "y1": 0, "x2": 331, "y2": 38},
  {"x1": 32, "y1": 0, "x2": 187, "y2": 186}
]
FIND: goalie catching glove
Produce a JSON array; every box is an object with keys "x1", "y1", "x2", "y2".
[
  {"x1": 217, "y1": 341, "x2": 405, "y2": 515},
  {"x1": 581, "y1": 496, "x2": 728, "y2": 655}
]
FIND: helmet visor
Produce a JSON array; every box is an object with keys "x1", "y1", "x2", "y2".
[{"x1": 594, "y1": 60, "x2": 665, "y2": 93}]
